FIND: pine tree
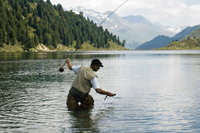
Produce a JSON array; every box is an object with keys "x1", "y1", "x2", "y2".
[
  {"x1": 33, "y1": 15, "x2": 38, "y2": 28},
  {"x1": 0, "y1": 0, "x2": 3, "y2": 6},
  {"x1": 33, "y1": 8, "x2": 38, "y2": 16},
  {"x1": 28, "y1": 17, "x2": 33, "y2": 26},
  {"x1": 63, "y1": 33, "x2": 67, "y2": 46},
  {"x1": 67, "y1": 32, "x2": 72, "y2": 46},
  {"x1": 37, "y1": 3, "x2": 43, "y2": 18},
  {"x1": 23, "y1": 8, "x2": 28, "y2": 18},
  {"x1": 8, "y1": 0, "x2": 15, "y2": 7},
  {"x1": 90, "y1": 34, "x2": 95, "y2": 45},
  {"x1": 52, "y1": 30, "x2": 60, "y2": 48},
  {"x1": 75, "y1": 37, "x2": 81, "y2": 50},
  {"x1": 36, "y1": 23, "x2": 42, "y2": 37},
  {"x1": 10, "y1": 29, "x2": 16, "y2": 46},
  {"x1": 15, "y1": 12, "x2": 21, "y2": 21},
  {"x1": 57, "y1": 4, "x2": 64, "y2": 16},
  {"x1": 23, "y1": 35, "x2": 33, "y2": 51},
  {"x1": 27, "y1": 4, "x2": 32, "y2": 13},
  {"x1": 47, "y1": 0, "x2": 51, "y2": 4},
  {"x1": 96, "y1": 38, "x2": 100, "y2": 48},
  {"x1": 117, "y1": 36, "x2": 121, "y2": 46},
  {"x1": 34, "y1": 34, "x2": 39, "y2": 46},
  {"x1": 0, "y1": 29, "x2": 3, "y2": 47},
  {"x1": 24, "y1": 0, "x2": 28, "y2": 7},
  {"x1": 39, "y1": 35, "x2": 43, "y2": 44},
  {"x1": 43, "y1": 33, "x2": 52, "y2": 46},
  {"x1": 104, "y1": 35, "x2": 108, "y2": 45},
  {"x1": 122, "y1": 40, "x2": 126, "y2": 47},
  {"x1": 13, "y1": 3, "x2": 20, "y2": 13}
]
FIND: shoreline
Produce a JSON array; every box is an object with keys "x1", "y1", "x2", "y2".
[{"x1": 0, "y1": 42, "x2": 127, "y2": 52}]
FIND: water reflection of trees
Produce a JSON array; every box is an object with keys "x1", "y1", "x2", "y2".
[{"x1": 0, "y1": 52, "x2": 123, "y2": 61}]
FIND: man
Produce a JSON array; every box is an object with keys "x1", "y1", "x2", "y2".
[{"x1": 65, "y1": 58, "x2": 115, "y2": 110}]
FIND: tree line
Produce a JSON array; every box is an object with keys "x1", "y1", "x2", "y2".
[{"x1": 0, "y1": 0, "x2": 125, "y2": 51}]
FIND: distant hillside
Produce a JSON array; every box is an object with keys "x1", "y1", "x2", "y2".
[
  {"x1": 136, "y1": 25, "x2": 200, "y2": 50},
  {"x1": 136, "y1": 35, "x2": 170, "y2": 49},
  {"x1": 156, "y1": 38, "x2": 200, "y2": 50},
  {"x1": 121, "y1": 15, "x2": 152, "y2": 25},
  {"x1": 0, "y1": 0, "x2": 125, "y2": 52},
  {"x1": 67, "y1": 7, "x2": 186, "y2": 49},
  {"x1": 183, "y1": 27, "x2": 200, "y2": 40}
]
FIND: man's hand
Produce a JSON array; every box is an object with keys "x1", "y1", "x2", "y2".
[
  {"x1": 104, "y1": 93, "x2": 116, "y2": 100},
  {"x1": 65, "y1": 58, "x2": 71, "y2": 63},
  {"x1": 107, "y1": 92, "x2": 116, "y2": 97}
]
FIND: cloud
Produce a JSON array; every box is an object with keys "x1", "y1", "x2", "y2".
[
  {"x1": 50, "y1": 0, "x2": 200, "y2": 26},
  {"x1": 117, "y1": 0, "x2": 200, "y2": 26}
]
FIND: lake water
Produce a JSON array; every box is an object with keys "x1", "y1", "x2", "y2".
[{"x1": 0, "y1": 50, "x2": 200, "y2": 133}]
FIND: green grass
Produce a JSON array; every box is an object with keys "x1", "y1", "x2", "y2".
[
  {"x1": 0, "y1": 40, "x2": 127, "y2": 52},
  {"x1": 155, "y1": 38, "x2": 200, "y2": 50},
  {"x1": 107, "y1": 41, "x2": 127, "y2": 50},
  {"x1": 29, "y1": 2, "x2": 37, "y2": 9},
  {"x1": 0, "y1": 43, "x2": 23, "y2": 52},
  {"x1": 79, "y1": 42, "x2": 97, "y2": 51}
]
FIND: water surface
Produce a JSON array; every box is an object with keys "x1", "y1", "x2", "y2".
[{"x1": 0, "y1": 50, "x2": 200, "y2": 132}]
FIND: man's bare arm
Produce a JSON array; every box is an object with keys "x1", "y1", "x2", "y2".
[
  {"x1": 95, "y1": 88, "x2": 115, "y2": 97},
  {"x1": 65, "y1": 58, "x2": 72, "y2": 70}
]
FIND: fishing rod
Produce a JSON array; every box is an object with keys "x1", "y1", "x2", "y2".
[{"x1": 59, "y1": 0, "x2": 129, "y2": 72}]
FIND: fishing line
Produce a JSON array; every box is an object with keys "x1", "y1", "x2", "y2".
[
  {"x1": 70, "y1": 0, "x2": 129, "y2": 57},
  {"x1": 59, "y1": 0, "x2": 129, "y2": 72},
  {"x1": 98, "y1": 0, "x2": 129, "y2": 27}
]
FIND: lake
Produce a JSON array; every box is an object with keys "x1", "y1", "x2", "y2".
[{"x1": 0, "y1": 50, "x2": 200, "y2": 132}]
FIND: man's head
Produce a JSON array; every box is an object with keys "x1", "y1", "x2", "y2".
[{"x1": 90, "y1": 59, "x2": 103, "y2": 72}]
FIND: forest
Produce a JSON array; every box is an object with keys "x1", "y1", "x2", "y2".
[{"x1": 0, "y1": 0, "x2": 126, "y2": 51}]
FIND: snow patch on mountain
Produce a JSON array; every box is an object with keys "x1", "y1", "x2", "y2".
[
  {"x1": 65, "y1": 6, "x2": 187, "y2": 49},
  {"x1": 154, "y1": 22, "x2": 187, "y2": 34},
  {"x1": 167, "y1": 26, "x2": 182, "y2": 33}
]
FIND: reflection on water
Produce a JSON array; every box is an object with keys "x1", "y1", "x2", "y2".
[
  {"x1": 63, "y1": 107, "x2": 114, "y2": 132},
  {"x1": 0, "y1": 51, "x2": 200, "y2": 132},
  {"x1": 0, "y1": 51, "x2": 123, "y2": 61},
  {"x1": 67, "y1": 109, "x2": 100, "y2": 132}
]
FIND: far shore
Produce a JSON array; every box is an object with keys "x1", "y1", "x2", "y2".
[{"x1": 0, "y1": 42, "x2": 127, "y2": 52}]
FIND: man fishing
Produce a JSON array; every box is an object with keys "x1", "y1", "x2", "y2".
[{"x1": 65, "y1": 58, "x2": 116, "y2": 110}]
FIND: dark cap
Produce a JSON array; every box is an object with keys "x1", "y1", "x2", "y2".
[{"x1": 91, "y1": 59, "x2": 103, "y2": 67}]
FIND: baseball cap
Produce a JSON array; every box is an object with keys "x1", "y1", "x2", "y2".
[{"x1": 91, "y1": 59, "x2": 103, "y2": 67}]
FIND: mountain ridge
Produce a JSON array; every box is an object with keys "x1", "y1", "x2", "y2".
[
  {"x1": 65, "y1": 6, "x2": 187, "y2": 49},
  {"x1": 136, "y1": 24, "x2": 200, "y2": 49}
]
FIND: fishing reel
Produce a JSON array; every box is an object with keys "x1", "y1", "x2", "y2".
[{"x1": 59, "y1": 67, "x2": 64, "y2": 72}]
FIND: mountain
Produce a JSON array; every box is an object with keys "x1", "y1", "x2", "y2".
[
  {"x1": 66, "y1": 6, "x2": 186, "y2": 49},
  {"x1": 136, "y1": 25, "x2": 200, "y2": 50},
  {"x1": 122, "y1": 16, "x2": 187, "y2": 33},
  {"x1": 121, "y1": 15, "x2": 153, "y2": 25},
  {"x1": 156, "y1": 38, "x2": 200, "y2": 50},
  {"x1": 183, "y1": 27, "x2": 200, "y2": 39},
  {"x1": 153, "y1": 22, "x2": 187, "y2": 34},
  {"x1": 136, "y1": 35, "x2": 170, "y2": 49}
]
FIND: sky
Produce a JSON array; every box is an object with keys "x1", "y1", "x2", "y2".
[{"x1": 48, "y1": 0, "x2": 200, "y2": 26}]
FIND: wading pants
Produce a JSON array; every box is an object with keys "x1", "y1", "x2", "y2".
[{"x1": 66, "y1": 87, "x2": 94, "y2": 110}]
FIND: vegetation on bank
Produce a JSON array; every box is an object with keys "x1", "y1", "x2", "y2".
[
  {"x1": 183, "y1": 27, "x2": 200, "y2": 40},
  {"x1": 0, "y1": 40, "x2": 127, "y2": 52},
  {"x1": 155, "y1": 26, "x2": 200, "y2": 50},
  {"x1": 155, "y1": 37, "x2": 200, "y2": 50},
  {"x1": 0, "y1": 0, "x2": 126, "y2": 52}
]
